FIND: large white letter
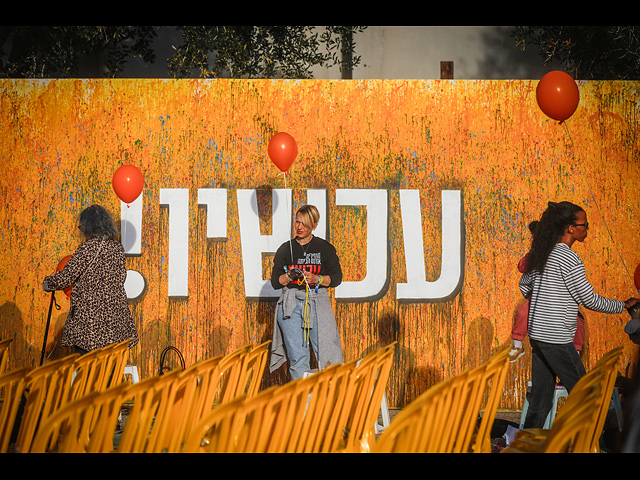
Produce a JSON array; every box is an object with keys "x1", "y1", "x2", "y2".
[
  {"x1": 335, "y1": 189, "x2": 388, "y2": 299},
  {"x1": 197, "y1": 188, "x2": 228, "y2": 238},
  {"x1": 306, "y1": 189, "x2": 327, "y2": 239},
  {"x1": 121, "y1": 195, "x2": 143, "y2": 255},
  {"x1": 396, "y1": 189, "x2": 463, "y2": 300},
  {"x1": 237, "y1": 189, "x2": 292, "y2": 297},
  {"x1": 121, "y1": 195, "x2": 145, "y2": 299},
  {"x1": 159, "y1": 188, "x2": 189, "y2": 297}
]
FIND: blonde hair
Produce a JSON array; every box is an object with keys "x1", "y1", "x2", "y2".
[{"x1": 295, "y1": 205, "x2": 320, "y2": 228}]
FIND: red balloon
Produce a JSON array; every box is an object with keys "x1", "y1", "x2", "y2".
[
  {"x1": 56, "y1": 255, "x2": 73, "y2": 299},
  {"x1": 112, "y1": 165, "x2": 144, "y2": 204},
  {"x1": 634, "y1": 263, "x2": 640, "y2": 292},
  {"x1": 536, "y1": 71, "x2": 580, "y2": 122},
  {"x1": 268, "y1": 132, "x2": 298, "y2": 172}
]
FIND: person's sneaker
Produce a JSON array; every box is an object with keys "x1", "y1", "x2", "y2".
[{"x1": 509, "y1": 346, "x2": 525, "y2": 363}]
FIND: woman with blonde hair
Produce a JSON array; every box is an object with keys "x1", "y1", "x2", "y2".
[{"x1": 269, "y1": 204, "x2": 343, "y2": 380}]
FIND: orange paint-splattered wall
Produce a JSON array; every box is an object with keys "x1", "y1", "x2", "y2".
[{"x1": 1, "y1": 78, "x2": 639, "y2": 408}]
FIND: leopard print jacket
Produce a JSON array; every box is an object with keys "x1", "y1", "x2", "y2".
[{"x1": 44, "y1": 236, "x2": 139, "y2": 352}]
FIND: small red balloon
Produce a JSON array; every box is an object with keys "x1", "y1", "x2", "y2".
[
  {"x1": 56, "y1": 255, "x2": 73, "y2": 299},
  {"x1": 536, "y1": 71, "x2": 580, "y2": 123},
  {"x1": 112, "y1": 165, "x2": 144, "y2": 204},
  {"x1": 634, "y1": 263, "x2": 640, "y2": 292},
  {"x1": 268, "y1": 132, "x2": 298, "y2": 173}
]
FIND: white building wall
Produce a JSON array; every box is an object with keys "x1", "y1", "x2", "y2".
[
  {"x1": 311, "y1": 26, "x2": 562, "y2": 80},
  {"x1": 120, "y1": 26, "x2": 561, "y2": 81}
]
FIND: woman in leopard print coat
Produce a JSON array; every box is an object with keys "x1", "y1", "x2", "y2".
[{"x1": 43, "y1": 205, "x2": 138, "y2": 354}]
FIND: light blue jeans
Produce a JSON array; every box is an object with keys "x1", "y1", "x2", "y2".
[{"x1": 276, "y1": 296, "x2": 319, "y2": 379}]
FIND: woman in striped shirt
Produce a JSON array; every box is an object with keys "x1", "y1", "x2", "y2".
[{"x1": 519, "y1": 201, "x2": 638, "y2": 429}]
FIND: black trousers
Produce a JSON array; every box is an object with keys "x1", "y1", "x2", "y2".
[{"x1": 523, "y1": 338, "x2": 586, "y2": 429}]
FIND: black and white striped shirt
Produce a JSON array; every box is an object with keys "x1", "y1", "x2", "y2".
[{"x1": 519, "y1": 243, "x2": 624, "y2": 344}]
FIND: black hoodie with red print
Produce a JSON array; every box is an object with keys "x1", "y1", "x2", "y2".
[{"x1": 271, "y1": 235, "x2": 342, "y2": 291}]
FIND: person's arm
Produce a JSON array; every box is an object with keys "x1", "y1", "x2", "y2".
[
  {"x1": 43, "y1": 242, "x2": 88, "y2": 291},
  {"x1": 519, "y1": 271, "x2": 533, "y2": 299},
  {"x1": 321, "y1": 242, "x2": 342, "y2": 288},
  {"x1": 271, "y1": 242, "x2": 293, "y2": 290},
  {"x1": 517, "y1": 254, "x2": 528, "y2": 273},
  {"x1": 565, "y1": 262, "x2": 625, "y2": 314},
  {"x1": 303, "y1": 270, "x2": 331, "y2": 287}
]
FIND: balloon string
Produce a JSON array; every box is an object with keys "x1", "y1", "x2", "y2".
[
  {"x1": 562, "y1": 121, "x2": 573, "y2": 148},
  {"x1": 563, "y1": 121, "x2": 634, "y2": 288},
  {"x1": 277, "y1": 171, "x2": 288, "y2": 189},
  {"x1": 122, "y1": 202, "x2": 128, "y2": 250}
]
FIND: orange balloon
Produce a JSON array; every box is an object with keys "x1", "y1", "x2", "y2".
[
  {"x1": 536, "y1": 71, "x2": 580, "y2": 122},
  {"x1": 56, "y1": 255, "x2": 73, "y2": 299},
  {"x1": 268, "y1": 132, "x2": 298, "y2": 172},
  {"x1": 112, "y1": 165, "x2": 144, "y2": 203}
]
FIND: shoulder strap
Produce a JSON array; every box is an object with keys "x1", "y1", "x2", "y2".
[{"x1": 76, "y1": 236, "x2": 105, "y2": 284}]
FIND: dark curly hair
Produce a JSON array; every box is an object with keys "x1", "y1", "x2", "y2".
[
  {"x1": 524, "y1": 201, "x2": 584, "y2": 274},
  {"x1": 78, "y1": 205, "x2": 118, "y2": 241}
]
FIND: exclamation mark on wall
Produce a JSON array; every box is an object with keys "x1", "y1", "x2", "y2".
[{"x1": 121, "y1": 195, "x2": 145, "y2": 299}]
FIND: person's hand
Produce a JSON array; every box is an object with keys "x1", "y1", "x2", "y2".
[
  {"x1": 623, "y1": 298, "x2": 640, "y2": 309},
  {"x1": 303, "y1": 270, "x2": 326, "y2": 286},
  {"x1": 288, "y1": 268, "x2": 303, "y2": 281}
]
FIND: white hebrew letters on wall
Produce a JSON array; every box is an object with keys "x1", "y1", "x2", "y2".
[
  {"x1": 397, "y1": 189, "x2": 463, "y2": 300},
  {"x1": 198, "y1": 188, "x2": 228, "y2": 239},
  {"x1": 334, "y1": 189, "x2": 389, "y2": 300},
  {"x1": 237, "y1": 188, "x2": 292, "y2": 297},
  {"x1": 159, "y1": 188, "x2": 189, "y2": 297},
  {"x1": 306, "y1": 189, "x2": 327, "y2": 239},
  {"x1": 125, "y1": 188, "x2": 464, "y2": 302},
  {"x1": 122, "y1": 195, "x2": 145, "y2": 299}
]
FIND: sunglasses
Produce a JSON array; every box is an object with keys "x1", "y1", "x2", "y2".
[{"x1": 573, "y1": 222, "x2": 589, "y2": 229}]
